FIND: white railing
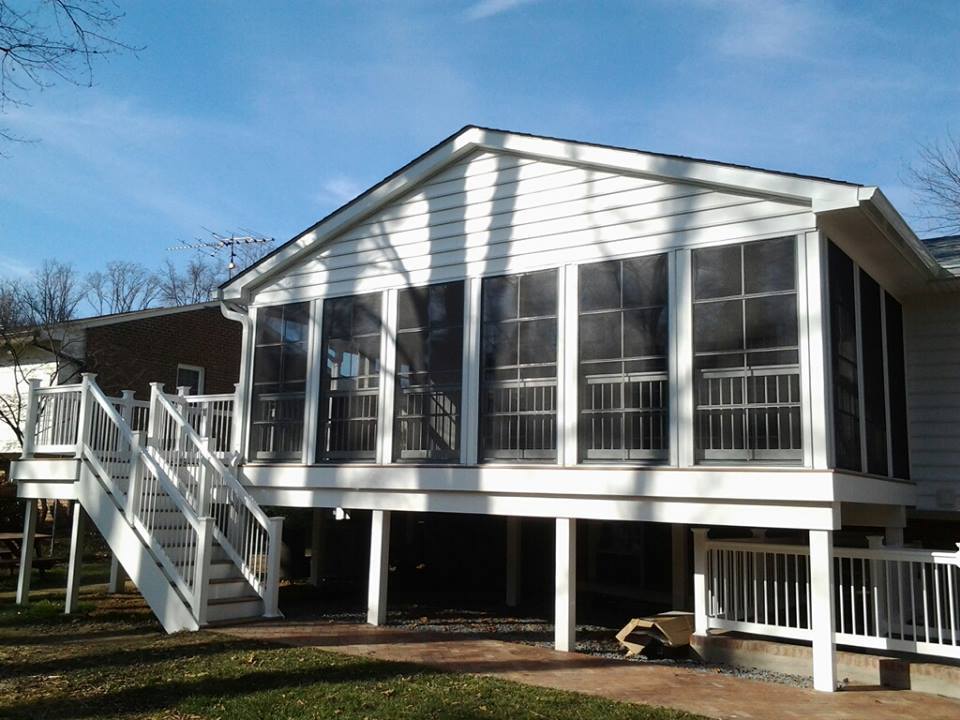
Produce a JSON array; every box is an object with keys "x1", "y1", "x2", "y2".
[
  {"x1": 24, "y1": 381, "x2": 83, "y2": 455},
  {"x1": 77, "y1": 375, "x2": 213, "y2": 623},
  {"x1": 701, "y1": 536, "x2": 960, "y2": 660},
  {"x1": 168, "y1": 388, "x2": 236, "y2": 456},
  {"x1": 149, "y1": 384, "x2": 281, "y2": 615}
]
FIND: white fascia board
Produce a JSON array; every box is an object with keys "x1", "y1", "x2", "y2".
[
  {"x1": 240, "y1": 464, "x2": 909, "y2": 507},
  {"x1": 221, "y1": 128, "x2": 485, "y2": 301},
  {"x1": 856, "y1": 187, "x2": 945, "y2": 276},
  {"x1": 474, "y1": 128, "x2": 860, "y2": 207},
  {"x1": 222, "y1": 126, "x2": 863, "y2": 301}
]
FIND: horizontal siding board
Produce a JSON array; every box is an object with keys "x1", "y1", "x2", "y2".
[
  {"x1": 268, "y1": 200, "x2": 807, "y2": 293},
  {"x1": 905, "y1": 293, "x2": 960, "y2": 498},
  {"x1": 252, "y1": 212, "x2": 815, "y2": 305}
]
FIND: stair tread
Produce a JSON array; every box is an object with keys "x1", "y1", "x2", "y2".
[{"x1": 207, "y1": 594, "x2": 261, "y2": 606}]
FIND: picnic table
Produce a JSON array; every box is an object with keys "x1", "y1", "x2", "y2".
[{"x1": 0, "y1": 532, "x2": 56, "y2": 575}]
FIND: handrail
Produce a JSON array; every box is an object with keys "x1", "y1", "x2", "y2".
[
  {"x1": 705, "y1": 538, "x2": 960, "y2": 564},
  {"x1": 154, "y1": 391, "x2": 270, "y2": 529}
]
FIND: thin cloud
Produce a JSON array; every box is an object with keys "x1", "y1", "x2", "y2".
[
  {"x1": 465, "y1": 0, "x2": 540, "y2": 21},
  {"x1": 317, "y1": 176, "x2": 364, "y2": 207}
]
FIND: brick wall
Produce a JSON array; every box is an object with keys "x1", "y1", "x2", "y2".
[{"x1": 83, "y1": 306, "x2": 242, "y2": 399}]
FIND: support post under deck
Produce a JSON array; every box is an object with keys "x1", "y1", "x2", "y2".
[{"x1": 367, "y1": 510, "x2": 391, "y2": 626}]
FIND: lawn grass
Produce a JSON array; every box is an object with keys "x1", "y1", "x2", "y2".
[{"x1": 0, "y1": 590, "x2": 705, "y2": 720}]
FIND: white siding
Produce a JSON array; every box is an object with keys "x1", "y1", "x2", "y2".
[
  {"x1": 905, "y1": 292, "x2": 960, "y2": 510},
  {"x1": 253, "y1": 150, "x2": 815, "y2": 305}
]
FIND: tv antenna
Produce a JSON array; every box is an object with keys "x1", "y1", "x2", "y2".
[{"x1": 168, "y1": 228, "x2": 275, "y2": 277}]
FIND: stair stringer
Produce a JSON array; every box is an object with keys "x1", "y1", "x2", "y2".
[{"x1": 76, "y1": 463, "x2": 199, "y2": 633}]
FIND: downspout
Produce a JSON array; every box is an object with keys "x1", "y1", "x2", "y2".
[{"x1": 220, "y1": 298, "x2": 252, "y2": 463}]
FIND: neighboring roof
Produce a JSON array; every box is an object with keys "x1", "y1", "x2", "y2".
[
  {"x1": 219, "y1": 125, "x2": 935, "y2": 300},
  {"x1": 921, "y1": 234, "x2": 960, "y2": 277}
]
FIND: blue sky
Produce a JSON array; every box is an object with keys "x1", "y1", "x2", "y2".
[{"x1": 1, "y1": 0, "x2": 958, "y2": 279}]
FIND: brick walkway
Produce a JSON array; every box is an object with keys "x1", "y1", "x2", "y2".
[{"x1": 215, "y1": 621, "x2": 960, "y2": 720}]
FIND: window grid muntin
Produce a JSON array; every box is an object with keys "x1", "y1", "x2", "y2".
[
  {"x1": 578, "y1": 255, "x2": 669, "y2": 462},
  {"x1": 692, "y1": 239, "x2": 802, "y2": 463},
  {"x1": 479, "y1": 269, "x2": 558, "y2": 462},
  {"x1": 250, "y1": 303, "x2": 309, "y2": 462},
  {"x1": 317, "y1": 293, "x2": 382, "y2": 462}
]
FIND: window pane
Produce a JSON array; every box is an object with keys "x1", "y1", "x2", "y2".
[
  {"x1": 483, "y1": 275, "x2": 518, "y2": 322},
  {"x1": 256, "y1": 305, "x2": 284, "y2": 345},
  {"x1": 623, "y1": 254, "x2": 668, "y2": 308},
  {"x1": 253, "y1": 345, "x2": 281, "y2": 384},
  {"x1": 397, "y1": 330, "x2": 427, "y2": 375},
  {"x1": 579, "y1": 260, "x2": 620, "y2": 312},
  {"x1": 580, "y1": 312, "x2": 621, "y2": 362},
  {"x1": 829, "y1": 242, "x2": 861, "y2": 471},
  {"x1": 325, "y1": 296, "x2": 352, "y2": 339},
  {"x1": 398, "y1": 286, "x2": 429, "y2": 330},
  {"x1": 482, "y1": 322, "x2": 518, "y2": 369},
  {"x1": 623, "y1": 307, "x2": 666, "y2": 358},
  {"x1": 430, "y1": 281, "x2": 464, "y2": 328},
  {"x1": 353, "y1": 293, "x2": 382, "y2": 335},
  {"x1": 743, "y1": 237, "x2": 795, "y2": 294},
  {"x1": 693, "y1": 300, "x2": 743, "y2": 354},
  {"x1": 282, "y1": 343, "x2": 307, "y2": 385},
  {"x1": 860, "y1": 270, "x2": 888, "y2": 476},
  {"x1": 520, "y1": 269, "x2": 557, "y2": 317},
  {"x1": 694, "y1": 245, "x2": 741, "y2": 299},
  {"x1": 745, "y1": 295, "x2": 798, "y2": 350},
  {"x1": 519, "y1": 318, "x2": 556, "y2": 364}
]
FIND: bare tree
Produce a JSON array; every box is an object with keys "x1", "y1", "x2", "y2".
[
  {"x1": 157, "y1": 258, "x2": 218, "y2": 307},
  {"x1": 907, "y1": 132, "x2": 960, "y2": 236},
  {"x1": 85, "y1": 260, "x2": 159, "y2": 315},
  {"x1": 0, "y1": 262, "x2": 84, "y2": 450}
]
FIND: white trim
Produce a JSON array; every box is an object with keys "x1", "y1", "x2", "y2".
[
  {"x1": 462, "y1": 277, "x2": 482, "y2": 465},
  {"x1": 242, "y1": 306, "x2": 258, "y2": 462},
  {"x1": 376, "y1": 290, "x2": 396, "y2": 465},
  {"x1": 880, "y1": 289, "x2": 894, "y2": 476},
  {"x1": 675, "y1": 249, "x2": 695, "y2": 468},
  {"x1": 302, "y1": 299, "x2": 323, "y2": 465},
  {"x1": 853, "y1": 266, "x2": 868, "y2": 473},
  {"x1": 796, "y1": 234, "x2": 814, "y2": 468},
  {"x1": 560, "y1": 264, "x2": 578, "y2": 466}
]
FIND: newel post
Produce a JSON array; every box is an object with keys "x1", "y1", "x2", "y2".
[
  {"x1": 118, "y1": 390, "x2": 136, "y2": 427},
  {"x1": 692, "y1": 528, "x2": 709, "y2": 637},
  {"x1": 124, "y1": 431, "x2": 145, "y2": 522},
  {"x1": 21, "y1": 378, "x2": 41, "y2": 458},
  {"x1": 263, "y1": 516, "x2": 285, "y2": 618},
  {"x1": 74, "y1": 373, "x2": 97, "y2": 458},
  {"x1": 192, "y1": 516, "x2": 214, "y2": 626},
  {"x1": 147, "y1": 383, "x2": 164, "y2": 448}
]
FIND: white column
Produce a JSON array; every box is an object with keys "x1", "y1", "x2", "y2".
[
  {"x1": 554, "y1": 517, "x2": 576, "y2": 652},
  {"x1": 671, "y1": 523, "x2": 689, "y2": 610},
  {"x1": 65, "y1": 502, "x2": 87, "y2": 615},
  {"x1": 505, "y1": 517, "x2": 521, "y2": 607},
  {"x1": 675, "y1": 250, "x2": 695, "y2": 467},
  {"x1": 560, "y1": 264, "x2": 578, "y2": 466},
  {"x1": 367, "y1": 510, "x2": 391, "y2": 626},
  {"x1": 691, "y1": 528, "x2": 708, "y2": 636},
  {"x1": 16, "y1": 499, "x2": 38, "y2": 605},
  {"x1": 310, "y1": 508, "x2": 325, "y2": 586},
  {"x1": 809, "y1": 529, "x2": 837, "y2": 692}
]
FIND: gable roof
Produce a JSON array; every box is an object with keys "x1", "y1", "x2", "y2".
[{"x1": 220, "y1": 125, "x2": 934, "y2": 301}]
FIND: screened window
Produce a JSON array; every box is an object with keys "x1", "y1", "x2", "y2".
[
  {"x1": 316, "y1": 293, "x2": 382, "y2": 462},
  {"x1": 860, "y1": 271, "x2": 888, "y2": 475},
  {"x1": 479, "y1": 269, "x2": 557, "y2": 462},
  {"x1": 692, "y1": 238, "x2": 802, "y2": 463},
  {"x1": 250, "y1": 303, "x2": 309, "y2": 461},
  {"x1": 578, "y1": 254, "x2": 669, "y2": 462},
  {"x1": 885, "y1": 293, "x2": 910, "y2": 479},
  {"x1": 829, "y1": 243, "x2": 861, "y2": 471},
  {"x1": 394, "y1": 281, "x2": 464, "y2": 462}
]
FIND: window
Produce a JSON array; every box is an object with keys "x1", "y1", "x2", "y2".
[
  {"x1": 692, "y1": 238, "x2": 802, "y2": 462},
  {"x1": 316, "y1": 293, "x2": 382, "y2": 462},
  {"x1": 860, "y1": 270, "x2": 888, "y2": 475},
  {"x1": 578, "y1": 254, "x2": 669, "y2": 462},
  {"x1": 479, "y1": 269, "x2": 557, "y2": 462},
  {"x1": 250, "y1": 303, "x2": 309, "y2": 461},
  {"x1": 829, "y1": 243, "x2": 861, "y2": 471},
  {"x1": 176, "y1": 364, "x2": 205, "y2": 395},
  {"x1": 885, "y1": 293, "x2": 910, "y2": 479},
  {"x1": 394, "y1": 281, "x2": 464, "y2": 462},
  {"x1": 828, "y1": 240, "x2": 911, "y2": 479}
]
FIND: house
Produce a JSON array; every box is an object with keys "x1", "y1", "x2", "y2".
[
  {"x1": 0, "y1": 301, "x2": 241, "y2": 465},
  {"x1": 10, "y1": 127, "x2": 960, "y2": 693}
]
